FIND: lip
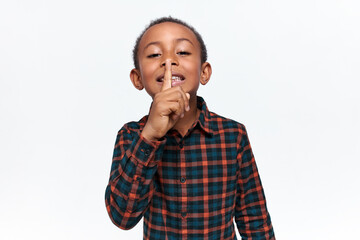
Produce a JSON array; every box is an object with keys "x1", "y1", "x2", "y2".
[{"x1": 171, "y1": 79, "x2": 185, "y2": 87}]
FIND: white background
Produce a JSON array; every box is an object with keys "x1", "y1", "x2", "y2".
[{"x1": 1, "y1": 1, "x2": 359, "y2": 239}]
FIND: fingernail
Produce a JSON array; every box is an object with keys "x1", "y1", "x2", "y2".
[
  {"x1": 181, "y1": 113, "x2": 184, "y2": 118},
  {"x1": 186, "y1": 106, "x2": 190, "y2": 111}
]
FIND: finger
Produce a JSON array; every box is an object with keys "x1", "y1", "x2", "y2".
[
  {"x1": 164, "y1": 86, "x2": 190, "y2": 111},
  {"x1": 177, "y1": 87, "x2": 190, "y2": 112},
  {"x1": 164, "y1": 101, "x2": 182, "y2": 119},
  {"x1": 161, "y1": 60, "x2": 172, "y2": 91},
  {"x1": 186, "y1": 93, "x2": 190, "y2": 111},
  {"x1": 177, "y1": 96, "x2": 185, "y2": 118},
  {"x1": 161, "y1": 87, "x2": 189, "y2": 112},
  {"x1": 184, "y1": 91, "x2": 190, "y2": 111},
  {"x1": 176, "y1": 87, "x2": 190, "y2": 112}
]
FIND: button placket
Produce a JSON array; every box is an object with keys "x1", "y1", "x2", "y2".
[
  {"x1": 180, "y1": 176, "x2": 186, "y2": 183},
  {"x1": 177, "y1": 137, "x2": 187, "y2": 226}
]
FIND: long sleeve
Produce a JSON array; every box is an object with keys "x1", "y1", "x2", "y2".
[
  {"x1": 235, "y1": 126, "x2": 275, "y2": 239},
  {"x1": 105, "y1": 124, "x2": 166, "y2": 230}
]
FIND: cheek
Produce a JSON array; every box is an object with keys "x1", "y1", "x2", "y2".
[
  {"x1": 140, "y1": 63, "x2": 157, "y2": 83},
  {"x1": 183, "y1": 59, "x2": 202, "y2": 76}
]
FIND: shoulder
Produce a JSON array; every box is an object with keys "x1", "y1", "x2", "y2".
[
  {"x1": 197, "y1": 96, "x2": 247, "y2": 136},
  {"x1": 117, "y1": 115, "x2": 148, "y2": 136},
  {"x1": 207, "y1": 111, "x2": 253, "y2": 152},
  {"x1": 207, "y1": 111, "x2": 247, "y2": 135}
]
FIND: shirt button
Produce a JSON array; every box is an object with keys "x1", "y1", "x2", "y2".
[
  {"x1": 181, "y1": 212, "x2": 187, "y2": 218},
  {"x1": 134, "y1": 175, "x2": 141, "y2": 182},
  {"x1": 180, "y1": 176, "x2": 186, "y2": 183},
  {"x1": 179, "y1": 142, "x2": 184, "y2": 149}
]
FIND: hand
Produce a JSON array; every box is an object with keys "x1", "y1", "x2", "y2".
[{"x1": 141, "y1": 60, "x2": 190, "y2": 141}]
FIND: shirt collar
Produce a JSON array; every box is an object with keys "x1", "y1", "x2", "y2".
[{"x1": 194, "y1": 96, "x2": 214, "y2": 136}]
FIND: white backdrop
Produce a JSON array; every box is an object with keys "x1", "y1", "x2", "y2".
[{"x1": 1, "y1": 1, "x2": 359, "y2": 239}]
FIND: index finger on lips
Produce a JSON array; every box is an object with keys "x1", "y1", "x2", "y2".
[{"x1": 161, "y1": 60, "x2": 172, "y2": 91}]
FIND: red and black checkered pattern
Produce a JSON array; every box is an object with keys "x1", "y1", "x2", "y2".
[{"x1": 105, "y1": 96, "x2": 275, "y2": 240}]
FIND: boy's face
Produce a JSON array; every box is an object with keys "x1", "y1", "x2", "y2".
[{"x1": 131, "y1": 22, "x2": 211, "y2": 98}]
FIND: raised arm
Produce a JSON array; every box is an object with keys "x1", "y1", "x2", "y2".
[
  {"x1": 105, "y1": 125, "x2": 165, "y2": 230},
  {"x1": 106, "y1": 60, "x2": 190, "y2": 229}
]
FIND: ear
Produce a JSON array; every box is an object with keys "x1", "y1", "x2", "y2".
[
  {"x1": 130, "y1": 68, "x2": 144, "y2": 90},
  {"x1": 200, "y1": 62, "x2": 212, "y2": 85}
]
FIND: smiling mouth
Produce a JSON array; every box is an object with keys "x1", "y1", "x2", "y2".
[{"x1": 156, "y1": 74, "x2": 185, "y2": 82}]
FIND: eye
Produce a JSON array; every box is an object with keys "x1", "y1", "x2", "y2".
[
  {"x1": 147, "y1": 53, "x2": 161, "y2": 58},
  {"x1": 177, "y1": 51, "x2": 191, "y2": 56}
]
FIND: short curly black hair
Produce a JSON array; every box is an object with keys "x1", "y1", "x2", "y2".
[{"x1": 132, "y1": 16, "x2": 208, "y2": 70}]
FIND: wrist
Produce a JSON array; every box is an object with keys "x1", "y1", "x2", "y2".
[{"x1": 141, "y1": 126, "x2": 161, "y2": 142}]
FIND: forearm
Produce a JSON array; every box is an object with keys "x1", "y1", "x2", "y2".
[
  {"x1": 105, "y1": 127, "x2": 165, "y2": 230},
  {"x1": 235, "y1": 125, "x2": 275, "y2": 239},
  {"x1": 235, "y1": 187, "x2": 274, "y2": 239}
]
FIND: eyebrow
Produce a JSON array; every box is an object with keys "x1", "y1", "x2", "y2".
[
  {"x1": 143, "y1": 38, "x2": 194, "y2": 51},
  {"x1": 176, "y1": 38, "x2": 194, "y2": 46}
]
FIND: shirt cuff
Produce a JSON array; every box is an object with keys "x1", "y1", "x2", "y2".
[{"x1": 130, "y1": 132, "x2": 166, "y2": 167}]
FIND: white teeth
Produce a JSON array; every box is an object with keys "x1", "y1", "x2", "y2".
[
  {"x1": 171, "y1": 76, "x2": 182, "y2": 81},
  {"x1": 159, "y1": 76, "x2": 183, "y2": 82}
]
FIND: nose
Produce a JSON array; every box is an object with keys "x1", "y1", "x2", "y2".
[{"x1": 161, "y1": 54, "x2": 179, "y2": 67}]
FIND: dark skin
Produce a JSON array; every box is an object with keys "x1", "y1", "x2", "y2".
[{"x1": 130, "y1": 22, "x2": 212, "y2": 141}]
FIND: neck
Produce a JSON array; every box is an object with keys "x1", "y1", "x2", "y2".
[{"x1": 173, "y1": 95, "x2": 199, "y2": 137}]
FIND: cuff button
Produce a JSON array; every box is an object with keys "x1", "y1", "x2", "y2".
[{"x1": 144, "y1": 149, "x2": 150, "y2": 156}]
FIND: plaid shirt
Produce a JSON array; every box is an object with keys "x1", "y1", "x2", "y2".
[{"x1": 105, "y1": 96, "x2": 275, "y2": 240}]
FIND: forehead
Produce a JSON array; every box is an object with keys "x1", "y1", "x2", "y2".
[{"x1": 139, "y1": 22, "x2": 199, "y2": 49}]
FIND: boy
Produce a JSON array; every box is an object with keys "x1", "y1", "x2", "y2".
[{"x1": 105, "y1": 17, "x2": 275, "y2": 240}]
